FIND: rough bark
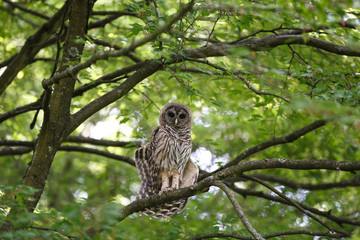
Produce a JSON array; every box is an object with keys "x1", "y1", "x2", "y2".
[{"x1": 20, "y1": 0, "x2": 92, "y2": 213}]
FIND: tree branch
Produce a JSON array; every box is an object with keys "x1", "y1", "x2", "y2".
[
  {"x1": 226, "y1": 183, "x2": 360, "y2": 227},
  {"x1": 113, "y1": 158, "x2": 360, "y2": 225},
  {"x1": 186, "y1": 230, "x2": 344, "y2": 240},
  {"x1": 0, "y1": 145, "x2": 135, "y2": 166},
  {"x1": 42, "y1": 0, "x2": 195, "y2": 89},
  {"x1": 210, "y1": 120, "x2": 327, "y2": 174},
  {"x1": 241, "y1": 174, "x2": 360, "y2": 190},
  {"x1": 0, "y1": 100, "x2": 41, "y2": 123},
  {"x1": 0, "y1": 0, "x2": 72, "y2": 95},
  {"x1": 65, "y1": 136, "x2": 141, "y2": 148},
  {"x1": 67, "y1": 60, "x2": 162, "y2": 134},
  {"x1": 181, "y1": 35, "x2": 360, "y2": 60},
  {"x1": 72, "y1": 61, "x2": 146, "y2": 97},
  {"x1": 3, "y1": 0, "x2": 50, "y2": 20},
  {"x1": 241, "y1": 175, "x2": 350, "y2": 236},
  {"x1": 58, "y1": 145, "x2": 135, "y2": 166},
  {"x1": 0, "y1": 146, "x2": 32, "y2": 156},
  {"x1": 212, "y1": 180, "x2": 265, "y2": 240}
]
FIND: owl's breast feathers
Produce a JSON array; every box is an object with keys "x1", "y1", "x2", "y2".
[{"x1": 151, "y1": 124, "x2": 192, "y2": 174}]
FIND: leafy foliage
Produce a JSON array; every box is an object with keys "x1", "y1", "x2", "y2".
[{"x1": 0, "y1": 0, "x2": 360, "y2": 239}]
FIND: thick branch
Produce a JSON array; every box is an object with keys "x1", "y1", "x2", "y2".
[
  {"x1": 181, "y1": 35, "x2": 360, "y2": 60},
  {"x1": 19, "y1": 0, "x2": 92, "y2": 214},
  {"x1": 67, "y1": 60, "x2": 162, "y2": 134},
  {"x1": 115, "y1": 158, "x2": 360, "y2": 224}
]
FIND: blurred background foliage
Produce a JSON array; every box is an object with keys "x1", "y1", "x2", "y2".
[{"x1": 0, "y1": 0, "x2": 360, "y2": 239}]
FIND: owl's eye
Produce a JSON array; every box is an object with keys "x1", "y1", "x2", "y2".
[
  {"x1": 168, "y1": 112, "x2": 175, "y2": 117},
  {"x1": 179, "y1": 114, "x2": 186, "y2": 119}
]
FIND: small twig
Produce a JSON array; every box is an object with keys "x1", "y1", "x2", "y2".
[
  {"x1": 151, "y1": 0, "x2": 161, "y2": 18},
  {"x1": 240, "y1": 77, "x2": 290, "y2": 103},
  {"x1": 205, "y1": 14, "x2": 222, "y2": 47},
  {"x1": 136, "y1": 90, "x2": 161, "y2": 111},
  {"x1": 287, "y1": 44, "x2": 309, "y2": 65},
  {"x1": 185, "y1": 58, "x2": 290, "y2": 102},
  {"x1": 212, "y1": 180, "x2": 265, "y2": 240}
]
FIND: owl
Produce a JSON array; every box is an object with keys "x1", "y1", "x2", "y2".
[{"x1": 135, "y1": 103, "x2": 198, "y2": 219}]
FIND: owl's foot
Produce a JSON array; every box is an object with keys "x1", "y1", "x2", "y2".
[
  {"x1": 171, "y1": 170, "x2": 180, "y2": 190},
  {"x1": 159, "y1": 187, "x2": 174, "y2": 195}
]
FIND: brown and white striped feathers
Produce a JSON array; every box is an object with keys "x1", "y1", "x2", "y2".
[{"x1": 134, "y1": 103, "x2": 198, "y2": 219}]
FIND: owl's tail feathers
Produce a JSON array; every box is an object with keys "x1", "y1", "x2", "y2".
[{"x1": 148, "y1": 199, "x2": 187, "y2": 219}]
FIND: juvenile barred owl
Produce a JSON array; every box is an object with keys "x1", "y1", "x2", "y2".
[{"x1": 135, "y1": 103, "x2": 198, "y2": 219}]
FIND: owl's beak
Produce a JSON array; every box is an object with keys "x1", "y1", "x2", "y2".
[{"x1": 175, "y1": 118, "x2": 178, "y2": 126}]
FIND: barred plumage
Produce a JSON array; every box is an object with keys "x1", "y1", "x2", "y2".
[{"x1": 134, "y1": 103, "x2": 198, "y2": 219}]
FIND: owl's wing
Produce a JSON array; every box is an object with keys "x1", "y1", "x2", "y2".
[
  {"x1": 149, "y1": 158, "x2": 199, "y2": 219},
  {"x1": 135, "y1": 127, "x2": 161, "y2": 199},
  {"x1": 134, "y1": 144, "x2": 153, "y2": 198}
]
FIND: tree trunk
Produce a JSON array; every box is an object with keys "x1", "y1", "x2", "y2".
[{"x1": 0, "y1": 0, "x2": 93, "y2": 232}]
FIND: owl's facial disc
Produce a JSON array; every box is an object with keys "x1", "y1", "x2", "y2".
[{"x1": 160, "y1": 103, "x2": 192, "y2": 129}]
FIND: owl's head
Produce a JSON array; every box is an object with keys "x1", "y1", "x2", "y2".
[{"x1": 159, "y1": 103, "x2": 192, "y2": 129}]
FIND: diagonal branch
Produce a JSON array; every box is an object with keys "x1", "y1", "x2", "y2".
[
  {"x1": 67, "y1": 60, "x2": 162, "y2": 135},
  {"x1": 241, "y1": 175, "x2": 350, "y2": 236},
  {"x1": 226, "y1": 183, "x2": 360, "y2": 227},
  {"x1": 2, "y1": 0, "x2": 50, "y2": 20},
  {"x1": 0, "y1": 0, "x2": 72, "y2": 95},
  {"x1": 212, "y1": 180, "x2": 265, "y2": 240},
  {"x1": 207, "y1": 120, "x2": 327, "y2": 175}
]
